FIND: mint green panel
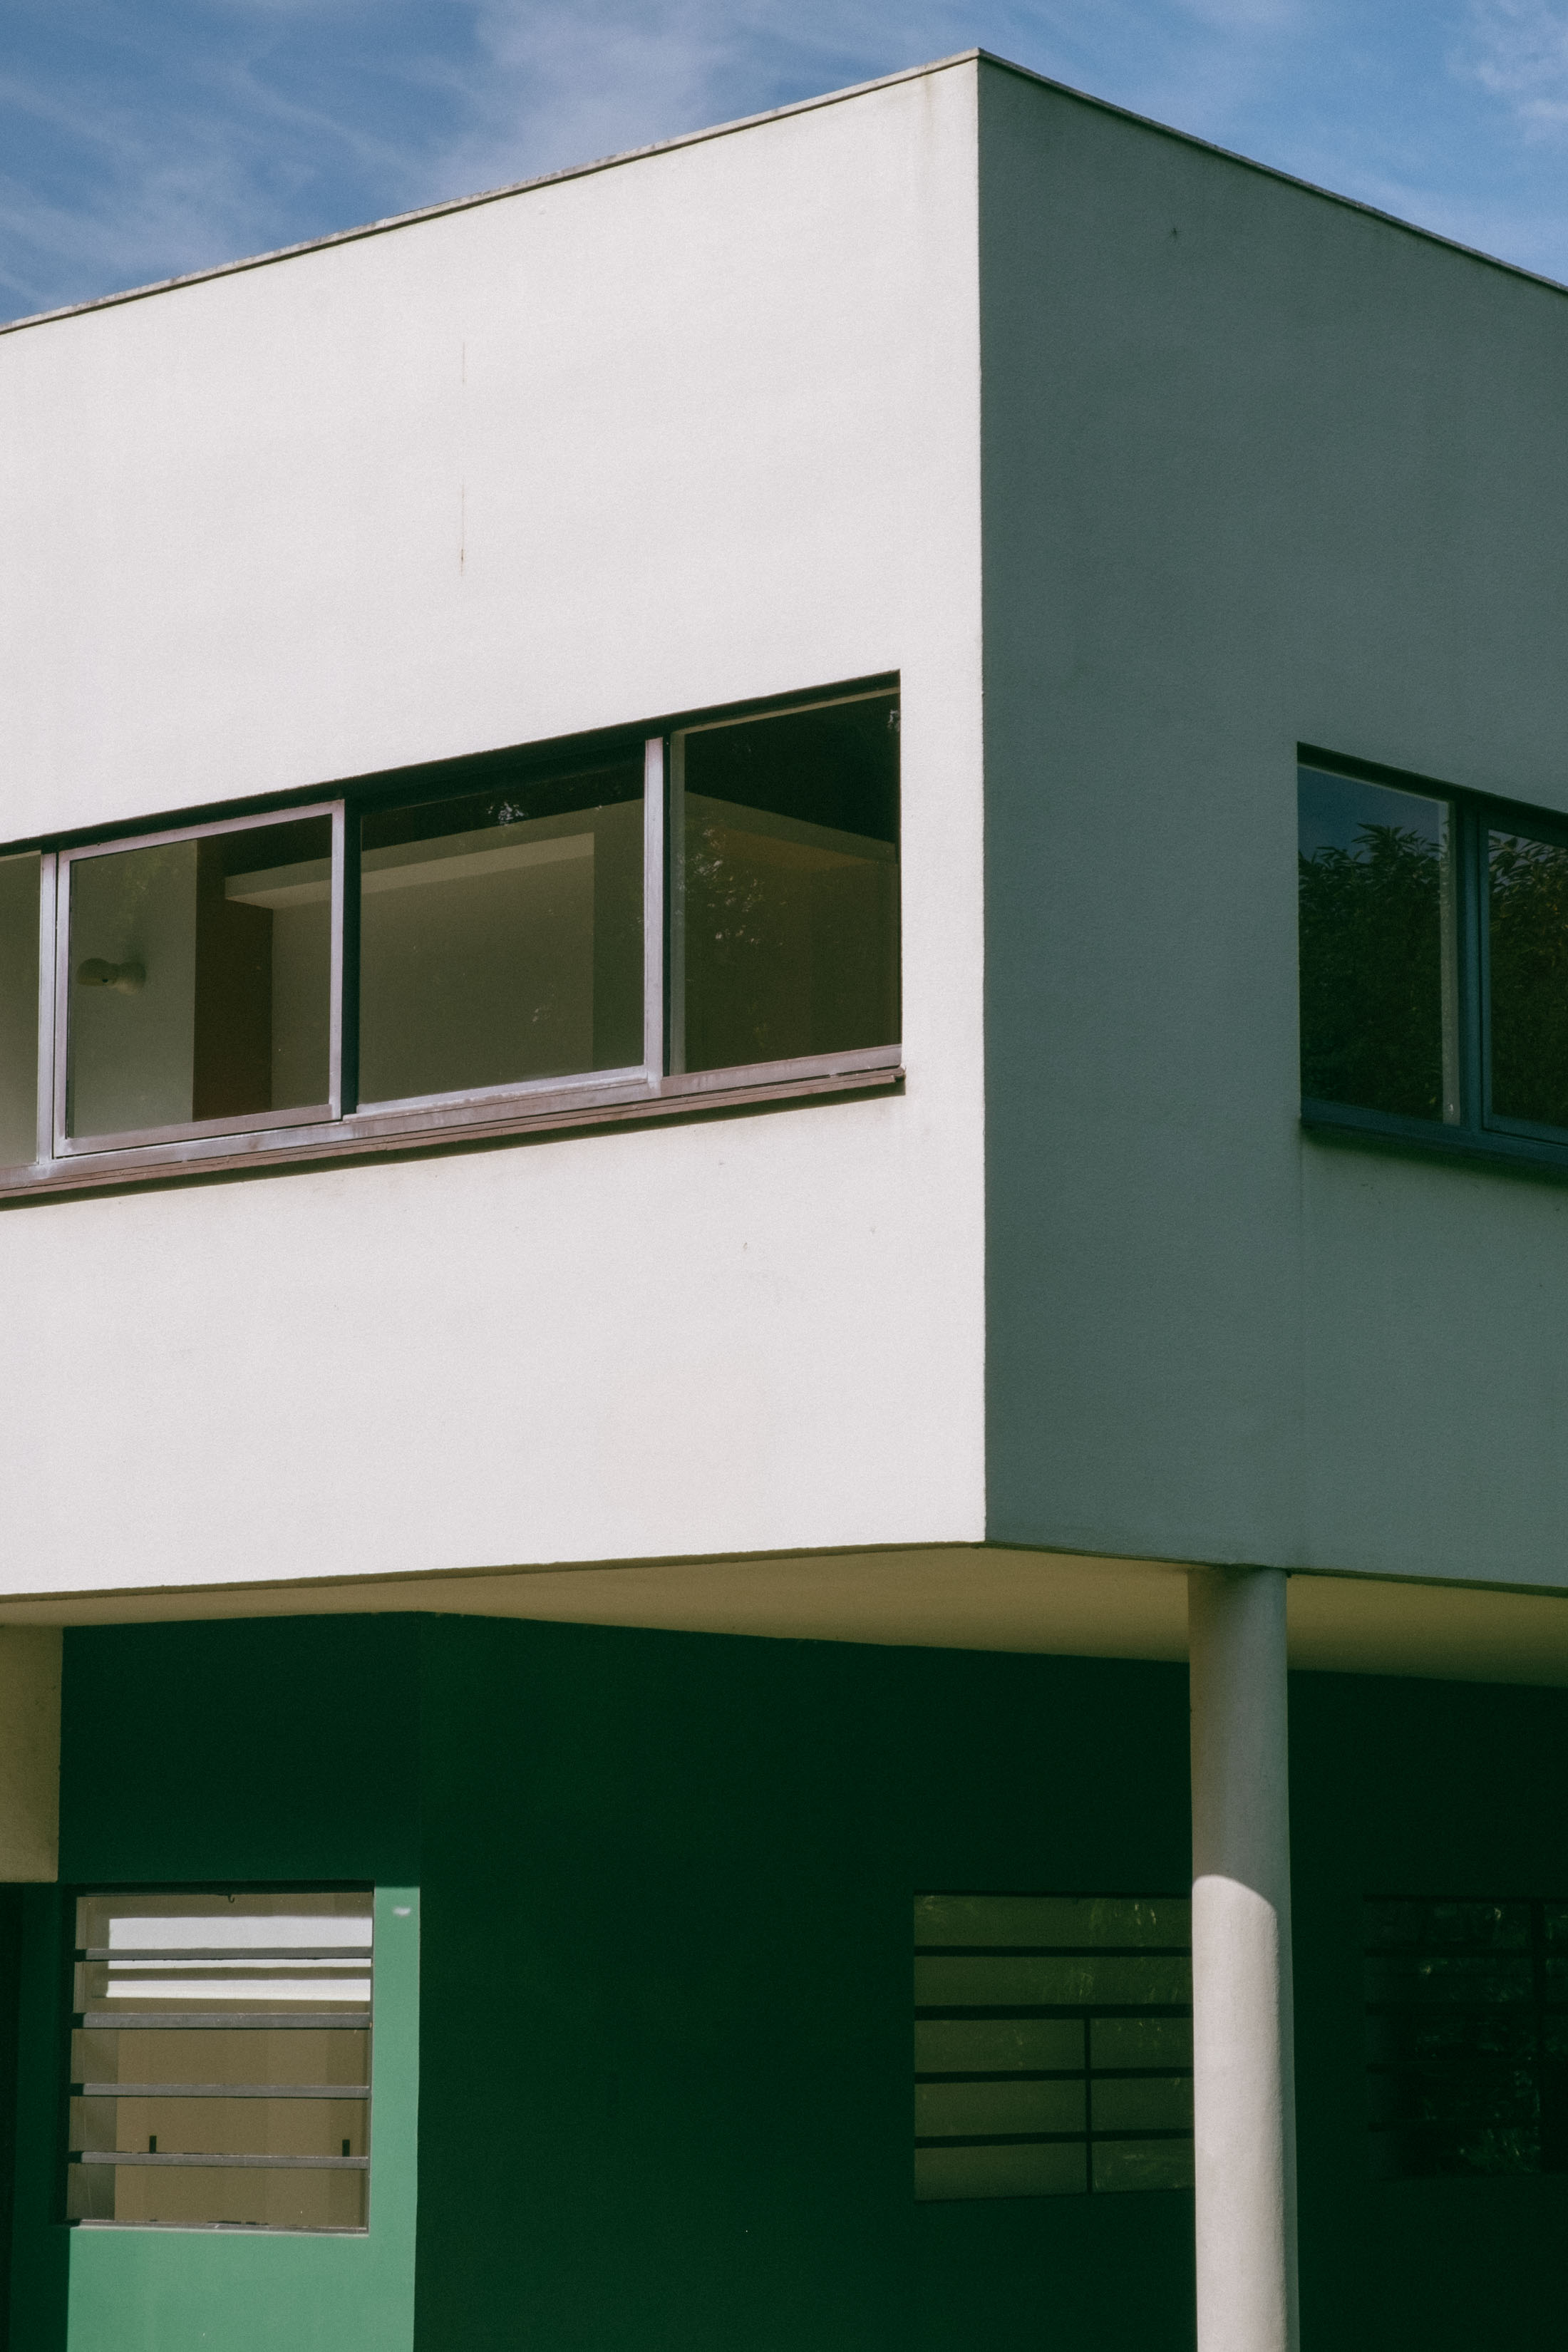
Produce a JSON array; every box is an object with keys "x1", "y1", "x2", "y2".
[{"x1": 64, "y1": 1886, "x2": 418, "y2": 2352}]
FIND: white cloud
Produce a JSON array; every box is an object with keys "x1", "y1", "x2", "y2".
[
  {"x1": 1175, "y1": 0, "x2": 1299, "y2": 29},
  {"x1": 430, "y1": 0, "x2": 966, "y2": 197},
  {"x1": 1456, "y1": 0, "x2": 1568, "y2": 132}
]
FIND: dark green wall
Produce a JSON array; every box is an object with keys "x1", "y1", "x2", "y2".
[
  {"x1": 4, "y1": 1617, "x2": 1198, "y2": 2352},
  {"x1": 413, "y1": 1621, "x2": 1195, "y2": 2352},
  {"x1": 1291, "y1": 1671, "x2": 1568, "y2": 2351},
  {"x1": 9, "y1": 1615, "x2": 1567, "y2": 2350}
]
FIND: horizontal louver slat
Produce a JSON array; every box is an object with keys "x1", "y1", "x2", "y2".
[
  {"x1": 73, "y1": 2153, "x2": 368, "y2": 2171},
  {"x1": 74, "y1": 2083, "x2": 371, "y2": 2100}
]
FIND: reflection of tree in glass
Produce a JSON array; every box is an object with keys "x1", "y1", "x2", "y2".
[
  {"x1": 1299, "y1": 824, "x2": 1443, "y2": 1118},
  {"x1": 1488, "y1": 834, "x2": 1568, "y2": 1128},
  {"x1": 686, "y1": 819, "x2": 793, "y2": 1064}
]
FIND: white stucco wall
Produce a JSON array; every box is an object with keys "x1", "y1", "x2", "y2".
[{"x1": 0, "y1": 63, "x2": 987, "y2": 1595}]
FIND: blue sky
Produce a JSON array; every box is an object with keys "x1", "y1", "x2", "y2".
[{"x1": 4, "y1": 1, "x2": 1568, "y2": 322}]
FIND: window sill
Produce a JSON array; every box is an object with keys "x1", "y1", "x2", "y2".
[
  {"x1": 0, "y1": 1045, "x2": 904, "y2": 1205},
  {"x1": 1301, "y1": 1097, "x2": 1568, "y2": 1184}
]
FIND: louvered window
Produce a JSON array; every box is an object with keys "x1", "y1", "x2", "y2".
[
  {"x1": 914, "y1": 1893, "x2": 1194, "y2": 2199},
  {"x1": 1365, "y1": 1897, "x2": 1568, "y2": 2177},
  {"x1": 68, "y1": 1891, "x2": 373, "y2": 2230}
]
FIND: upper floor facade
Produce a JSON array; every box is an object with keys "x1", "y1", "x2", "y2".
[{"x1": 3, "y1": 53, "x2": 1568, "y2": 1626}]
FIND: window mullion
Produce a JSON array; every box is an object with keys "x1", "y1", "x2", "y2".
[{"x1": 33, "y1": 852, "x2": 56, "y2": 1167}]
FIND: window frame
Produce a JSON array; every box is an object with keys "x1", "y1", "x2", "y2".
[
  {"x1": 1363, "y1": 1892, "x2": 1568, "y2": 2181},
  {"x1": 63, "y1": 1879, "x2": 378, "y2": 2236},
  {"x1": 0, "y1": 685, "x2": 903, "y2": 1201},
  {"x1": 53, "y1": 799, "x2": 348, "y2": 1160},
  {"x1": 912, "y1": 1890, "x2": 1195, "y2": 2203},
  {"x1": 1300, "y1": 748, "x2": 1568, "y2": 1180}
]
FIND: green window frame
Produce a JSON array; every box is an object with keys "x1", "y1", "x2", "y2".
[{"x1": 1300, "y1": 750, "x2": 1568, "y2": 1177}]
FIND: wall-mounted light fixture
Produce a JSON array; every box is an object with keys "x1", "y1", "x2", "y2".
[{"x1": 76, "y1": 959, "x2": 145, "y2": 994}]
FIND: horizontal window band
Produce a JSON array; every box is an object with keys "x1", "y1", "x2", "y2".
[
  {"x1": 71, "y1": 2153, "x2": 368, "y2": 2170},
  {"x1": 73, "y1": 2085, "x2": 371, "y2": 2100},
  {"x1": 914, "y1": 2131, "x2": 1194, "y2": 2150},
  {"x1": 77, "y1": 2013, "x2": 371, "y2": 2031},
  {"x1": 78, "y1": 1949, "x2": 371, "y2": 1964}
]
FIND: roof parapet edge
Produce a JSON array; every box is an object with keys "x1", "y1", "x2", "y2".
[{"x1": 4, "y1": 45, "x2": 1563, "y2": 341}]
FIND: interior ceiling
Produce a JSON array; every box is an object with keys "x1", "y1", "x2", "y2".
[{"x1": 1, "y1": 1546, "x2": 1567, "y2": 1687}]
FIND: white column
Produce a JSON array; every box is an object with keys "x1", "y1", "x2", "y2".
[{"x1": 1188, "y1": 1567, "x2": 1298, "y2": 2352}]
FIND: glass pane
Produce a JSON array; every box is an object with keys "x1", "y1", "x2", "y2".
[
  {"x1": 71, "y1": 2024, "x2": 371, "y2": 2090},
  {"x1": 914, "y1": 2142, "x2": 1085, "y2": 2200},
  {"x1": 71, "y1": 2093, "x2": 367, "y2": 2155},
  {"x1": 914, "y1": 1894, "x2": 1190, "y2": 1949},
  {"x1": 1090, "y1": 2077, "x2": 1194, "y2": 2132},
  {"x1": 1488, "y1": 829, "x2": 1568, "y2": 1128},
  {"x1": 0, "y1": 852, "x2": 40, "y2": 1167},
  {"x1": 66, "y1": 818, "x2": 333, "y2": 1140},
  {"x1": 75, "y1": 1889, "x2": 373, "y2": 2013},
  {"x1": 915, "y1": 1954, "x2": 1190, "y2": 2006},
  {"x1": 358, "y1": 761, "x2": 643, "y2": 1105},
  {"x1": 915, "y1": 2078, "x2": 1085, "y2": 2136},
  {"x1": 70, "y1": 1893, "x2": 372, "y2": 2234},
  {"x1": 1366, "y1": 1899, "x2": 1528, "y2": 1949},
  {"x1": 914, "y1": 2019, "x2": 1084, "y2": 2072},
  {"x1": 66, "y1": 2162, "x2": 367, "y2": 2230},
  {"x1": 1090, "y1": 2018, "x2": 1192, "y2": 2068},
  {"x1": 1363, "y1": 1894, "x2": 1558, "y2": 2180},
  {"x1": 678, "y1": 696, "x2": 899, "y2": 1073},
  {"x1": 1091, "y1": 2139, "x2": 1195, "y2": 2192},
  {"x1": 1298, "y1": 768, "x2": 1456, "y2": 1121}
]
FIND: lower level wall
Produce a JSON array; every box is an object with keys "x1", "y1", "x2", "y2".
[
  {"x1": 1291, "y1": 1671, "x2": 1568, "y2": 2350},
  {"x1": 0, "y1": 1614, "x2": 1563, "y2": 2348}
]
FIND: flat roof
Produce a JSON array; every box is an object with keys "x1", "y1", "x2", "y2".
[{"x1": 4, "y1": 47, "x2": 1564, "y2": 340}]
